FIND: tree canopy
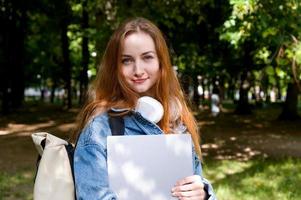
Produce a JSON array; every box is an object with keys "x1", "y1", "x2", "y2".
[{"x1": 0, "y1": 0, "x2": 300, "y2": 118}]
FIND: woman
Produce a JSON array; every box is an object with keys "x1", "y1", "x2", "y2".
[{"x1": 71, "y1": 17, "x2": 216, "y2": 200}]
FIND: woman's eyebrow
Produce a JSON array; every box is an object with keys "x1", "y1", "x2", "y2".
[
  {"x1": 121, "y1": 54, "x2": 132, "y2": 57},
  {"x1": 142, "y1": 51, "x2": 156, "y2": 55}
]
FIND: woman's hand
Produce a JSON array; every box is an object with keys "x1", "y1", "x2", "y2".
[{"x1": 171, "y1": 175, "x2": 206, "y2": 200}]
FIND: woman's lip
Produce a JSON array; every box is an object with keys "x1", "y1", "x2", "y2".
[{"x1": 132, "y1": 78, "x2": 148, "y2": 83}]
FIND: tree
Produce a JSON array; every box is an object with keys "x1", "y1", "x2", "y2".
[
  {"x1": 0, "y1": 0, "x2": 28, "y2": 114},
  {"x1": 220, "y1": 0, "x2": 301, "y2": 117},
  {"x1": 79, "y1": 0, "x2": 89, "y2": 104}
]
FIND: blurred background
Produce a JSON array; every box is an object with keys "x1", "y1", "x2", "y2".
[{"x1": 0, "y1": 0, "x2": 301, "y2": 199}]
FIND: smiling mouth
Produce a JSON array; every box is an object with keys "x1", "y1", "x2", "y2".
[{"x1": 132, "y1": 78, "x2": 148, "y2": 84}]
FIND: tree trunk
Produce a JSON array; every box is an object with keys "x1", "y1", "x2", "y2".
[
  {"x1": 11, "y1": 9, "x2": 26, "y2": 108},
  {"x1": 61, "y1": 17, "x2": 72, "y2": 109},
  {"x1": 0, "y1": 2, "x2": 26, "y2": 114},
  {"x1": 50, "y1": 83, "x2": 56, "y2": 103},
  {"x1": 1, "y1": 17, "x2": 11, "y2": 114},
  {"x1": 235, "y1": 41, "x2": 253, "y2": 115},
  {"x1": 273, "y1": 64, "x2": 282, "y2": 100},
  {"x1": 235, "y1": 71, "x2": 252, "y2": 114},
  {"x1": 94, "y1": 9, "x2": 105, "y2": 69},
  {"x1": 192, "y1": 75, "x2": 199, "y2": 107},
  {"x1": 279, "y1": 82, "x2": 299, "y2": 120},
  {"x1": 79, "y1": 0, "x2": 89, "y2": 104},
  {"x1": 236, "y1": 88, "x2": 251, "y2": 113},
  {"x1": 40, "y1": 88, "x2": 45, "y2": 102},
  {"x1": 199, "y1": 79, "x2": 205, "y2": 107},
  {"x1": 180, "y1": 73, "x2": 191, "y2": 99}
]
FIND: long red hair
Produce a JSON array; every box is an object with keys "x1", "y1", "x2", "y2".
[{"x1": 71, "y1": 18, "x2": 201, "y2": 158}]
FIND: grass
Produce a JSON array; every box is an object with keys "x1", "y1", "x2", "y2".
[
  {"x1": 0, "y1": 169, "x2": 33, "y2": 200},
  {"x1": 0, "y1": 158, "x2": 300, "y2": 200},
  {"x1": 203, "y1": 157, "x2": 301, "y2": 200}
]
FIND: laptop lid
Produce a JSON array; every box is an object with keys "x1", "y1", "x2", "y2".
[{"x1": 107, "y1": 134, "x2": 193, "y2": 200}]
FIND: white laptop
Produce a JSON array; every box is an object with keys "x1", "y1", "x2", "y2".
[{"x1": 107, "y1": 134, "x2": 193, "y2": 200}]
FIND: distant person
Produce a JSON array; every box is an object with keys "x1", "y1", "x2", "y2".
[
  {"x1": 71, "y1": 17, "x2": 216, "y2": 200},
  {"x1": 211, "y1": 86, "x2": 220, "y2": 117}
]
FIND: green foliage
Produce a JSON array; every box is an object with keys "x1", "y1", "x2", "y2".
[
  {"x1": 25, "y1": 11, "x2": 64, "y2": 88},
  {"x1": 219, "y1": 0, "x2": 301, "y2": 110},
  {"x1": 221, "y1": 0, "x2": 301, "y2": 72},
  {"x1": 20, "y1": 0, "x2": 232, "y2": 97},
  {"x1": 292, "y1": 41, "x2": 301, "y2": 65},
  {"x1": 5, "y1": 0, "x2": 300, "y2": 110},
  {"x1": 254, "y1": 47, "x2": 271, "y2": 64},
  {"x1": 220, "y1": 0, "x2": 257, "y2": 47}
]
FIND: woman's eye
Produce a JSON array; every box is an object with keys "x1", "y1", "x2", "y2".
[
  {"x1": 143, "y1": 55, "x2": 153, "y2": 60},
  {"x1": 121, "y1": 58, "x2": 132, "y2": 65}
]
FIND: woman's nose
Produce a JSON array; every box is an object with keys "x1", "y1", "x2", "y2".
[{"x1": 134, "y1": 60, "x2": 145, "y2": 76}]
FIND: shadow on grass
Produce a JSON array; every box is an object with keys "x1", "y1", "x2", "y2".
[
  {"x1": 0, "y1": 103, "x2": 79, "y2": 174},
  {"x1": 0, "y1": 168, "x2": 34, "y2": 200},
  {"x1": 0, "y1": 102, "x2": 78, "y2": 138},
  {"x1": 198, "y1": 104, "x2": 301, "y2": 159},
  {"x1": 0, "y1": 102, "x2": 78, "y2": 127},
  {"x1": 203, "y1": 157, "x2": 301, "y2": 200}
]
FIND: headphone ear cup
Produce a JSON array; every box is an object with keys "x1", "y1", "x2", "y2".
[{"x1": 135, "y1": 96, "x2": 164, "y2": 123}]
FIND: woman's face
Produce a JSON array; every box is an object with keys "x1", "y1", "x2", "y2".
[{"x1": 121, "y1": 32, "x2": 160, "y2": 96}]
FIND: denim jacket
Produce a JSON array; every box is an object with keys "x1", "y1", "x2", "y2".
[{"x1": 74, "y1": 111, "x2": 216, "y2": 200}]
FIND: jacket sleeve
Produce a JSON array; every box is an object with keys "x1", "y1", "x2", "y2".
[
  {"x1": 74, "y1": 144, "x2": 117, "y2": 200},
  {"x1": 73, "y1": 116, "x2": 117, "y2": 200},
  {"x1": 193, "y1": 150, "x2": 217, "y2": 200}
]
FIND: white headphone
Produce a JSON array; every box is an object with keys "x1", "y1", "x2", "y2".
[{"x1": 135, "y1": 96, "x2": 164, "y2": 123}]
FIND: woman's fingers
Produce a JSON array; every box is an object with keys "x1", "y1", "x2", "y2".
[
  {"x1": 171, "y1": 175, "x2": 206, "y2": 200},
  {"x1": 175, "y1": 175, "x2": 202, "y2": 186},
  {"x1": 172, "y1": 181, "x2": 203, "y2": 193},
  {"x1": 172, "y1": 188, "x2": 203, "y2": 197}
]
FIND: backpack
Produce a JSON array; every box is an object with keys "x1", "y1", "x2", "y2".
[{"x1": 31, "y1": 114, "x2": 125, "y2": 200}]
